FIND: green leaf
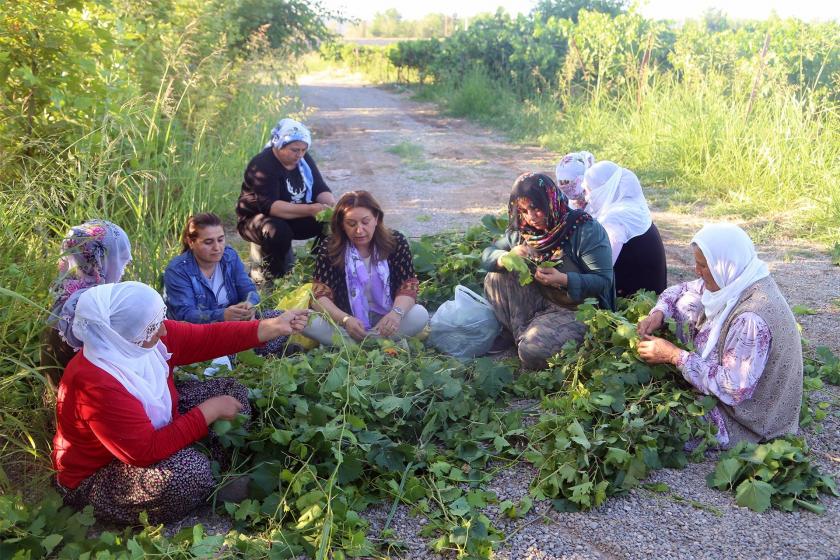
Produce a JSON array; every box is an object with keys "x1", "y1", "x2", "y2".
[
  {"x1": 42, "y1": 534, "x2": 63, "y2": 555},
  {"x1": 499, "y1": 252, "x2": 533, "y2": 285},
  {"x1": 707, "y1": 457, "x2": 744, "y2": 489},
  {"x1": 321, "y1": 367, "x2": 347, "y2": 393},
  {"x1": 734, "y1": 479, "x2": 774, "y2": 512}
]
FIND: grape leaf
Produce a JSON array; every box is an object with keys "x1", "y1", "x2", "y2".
[{"x1": 499, "y1": 252, "x2": 533, "y2": 285}]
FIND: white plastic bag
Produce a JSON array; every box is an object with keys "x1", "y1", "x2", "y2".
[{"x1": 427, "y1": 285, "x2": 501, "y2": 360}]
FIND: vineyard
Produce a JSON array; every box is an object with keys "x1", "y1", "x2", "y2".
[{"x1": 2, "y1": 1, "x2": 840, "y2": 558}]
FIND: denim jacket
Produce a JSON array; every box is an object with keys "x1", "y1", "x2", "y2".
[{"x1": 163, "y1": 246, "x2": 259, "y2": 323}]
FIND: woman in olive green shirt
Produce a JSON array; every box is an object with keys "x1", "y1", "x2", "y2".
[{"x1": 481, "y1": 172, "x2": 615, "y2": 369}]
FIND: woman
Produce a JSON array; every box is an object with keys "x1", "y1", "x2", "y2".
[
  {"x1": 163, "y1": 213, "x2": 289, "y2": 355},
  {"x1": 52, "y1": 281, "x2": 309, "y2": 524},
  {"x1": 236, "y1": 118, "x2": 336, "y2": 281},
  {"x1": 481, "y1": 172, "x2": 615, "y2": 370},
  {"x1": 637, "y1": 223, "x2": 802, "y2": 447},
  {"x1": 41, "y1": 220, "x2": 132, "y2": 390},
  {"x1": 581, "y1": 161, "x2": 667, "y2": 296},
  {"x1": 303, "y1": 190, "x2": 428, "y2": 345},
  {"x1": 555, "y1": 151, "x2": 595, "y2": 209}
]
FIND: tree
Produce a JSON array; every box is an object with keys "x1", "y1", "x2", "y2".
[{"x1": 532, "y1": 0, "x2": 628, "y2": 23}]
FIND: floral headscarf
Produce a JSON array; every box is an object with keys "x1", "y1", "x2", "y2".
[
  {"x1": 49, "y1": 220, "x2": 132, "y2": 348},
  {"x1": 51, "y1": 220, "x2": 132, "y2": 309},
  {"x1": 555, "y1": 151, "x2": 595, "y2": 209},
  {"x1": 508, "y1": 172, "x2": 592, "y2": 263}
]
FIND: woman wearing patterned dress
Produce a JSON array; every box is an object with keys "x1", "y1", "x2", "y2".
[
  {"x1": 303, "y1": 190, "x2": 428, "y2": 345},
  {"x1": 52, "y1": 281, "x2": 309, "y2": 524},
  {"x1": 637, "y1": 223, "x2": 802, "y2": 446}
]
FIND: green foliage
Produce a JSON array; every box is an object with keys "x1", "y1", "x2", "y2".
[
  {"x1": 521, "y1": 294, "x2": 717, "y2": 510},
  {"x1": 498, "y1": 253, "x2": 534, "y2": 285},
  {"x1": 706, "y1": 437, "x2": 839, "y2": 513},
  {"x1": 409, "y1": 222, "x2": 496, "y2": 310}
]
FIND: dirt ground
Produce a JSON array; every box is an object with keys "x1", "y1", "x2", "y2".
[{"x1": 290, "y1": 68, "x2": 840, "y2": 559}]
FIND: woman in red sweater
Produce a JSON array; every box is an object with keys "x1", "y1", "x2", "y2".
[{"x1": 52, "y1": 281, "x2": 308, "y2": 524}]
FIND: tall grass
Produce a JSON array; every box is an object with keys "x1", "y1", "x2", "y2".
[{"x1": 0, "y1": 51, "x2": 299, "y2": 493}]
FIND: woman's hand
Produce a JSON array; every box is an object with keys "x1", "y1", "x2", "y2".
[
  {"x1": 637, "y1": 310, "x2": 665, "y2": 336},
  {"x1": 224, "y1": 302, "x2": 256, "y2": 322},
  {"x1": 637, "y1": 335, "x2": 681, "y2": 366},
  {"x1": 342, "y1": 316, "x2": 368, "y2": 342},
  {"x1": 534, "y1": 266, "x2": 567, "y2": 288},
  {"x1": 373, "y1": 310, "x2": 401, "y2": 338},
  {"x1": 198, "y1": 395, "x2": 243, "y2": 425},
  {"x1": 257, "y1": 309, "x2": 310, "y2": 342},
  {"x1": 509, "y1": 244, "x2": 535, "y2": 259}
]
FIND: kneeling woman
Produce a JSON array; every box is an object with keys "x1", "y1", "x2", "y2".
[
  {"x1": 53, "y1": 281, "x2": 308, "y2": 524},
  {"x1": 637, "y1": 223, "x2": 802, "y2": 447},
  {"x1": 481, "y1": 173, "x2": 615, "y2": 370},
  {"x1": 304, "y1": 190, "x2": 428, "y2": 345},
  {"x1": 163, "y1": 212, "x2": 288, "y2": 355}
]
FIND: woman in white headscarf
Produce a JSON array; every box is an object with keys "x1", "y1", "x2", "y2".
[
  {"x1": 41, "y1": 220, "x2": 133, "y2": 390},
  {"x1": 237, "y1": 118, "x2": 336, "y2": 281},
  {"x1": 52, "y1": 281, "x2": 309, "y2": 524},
  {"x1": 554, "y1": 151, "x2": 595, "y2": 209},
  {"x1": 581, "y1": 161, "x2": 667, "y2": 296},
  {"x1": 636, "y1": 224, "x2": 802, "y2": 447}
]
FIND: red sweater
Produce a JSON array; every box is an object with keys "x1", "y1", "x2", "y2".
[{"x1": 52, "y1": 319, "x2": 261, "y2": 489}]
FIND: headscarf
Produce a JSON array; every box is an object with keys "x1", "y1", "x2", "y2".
[
  {"x1": 50, "y1": 220, "x2": 132, "y2": 349},
  {"x1": 344, "y1": 244, "x2": 392, "y2": 330},
  {"x1": 582, "y1": 161, "x2": 652, "y2": 259},
  {"x1": 508, "y1": 172, "x2": 592, "y2": 263},
  {"x1": 555, "y1": 151, "x2": 595, "y2": 208},
  {"x1": 72, "y1": 282, "x2": 173, "y2": 429},
  {"x1": 265, "y1": 118, "x2": 314, "y2": 203},
  {"x1": 691, "y1": 224, "x2": 770, "y2": 360}
]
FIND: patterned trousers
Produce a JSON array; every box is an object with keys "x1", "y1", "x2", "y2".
[
  {"x1": 483, "y1": 271, "x2": 585, "y2": 370},
  {"x1": 58, "y1": 377, "x2": 251, "y2": 525}
]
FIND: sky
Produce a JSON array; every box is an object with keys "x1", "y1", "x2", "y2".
[{"x1": 319, "y1": 0, "x2": 840, "y2": 22}]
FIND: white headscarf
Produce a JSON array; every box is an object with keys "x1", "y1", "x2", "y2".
[
  {"x1": 692, "y1": 223, "x2": 770, "y2": 359},
  {"x1": 555, "y1": 151, "x2": 595, "y2": 208},
  {"x1": 72, "y1": 281, "x2": 173, "y2": 429},
  {"x1": 583, "y1": 161, "x2": 652, "y2": 256}
]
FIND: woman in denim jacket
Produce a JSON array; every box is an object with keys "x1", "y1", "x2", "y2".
[{"x1": 163, "y1": 213, "x2": 288, "y2": 354}]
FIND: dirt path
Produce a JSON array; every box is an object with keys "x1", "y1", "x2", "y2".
[{"x1": 294, "y1": 68, "x2": 840, "y2": 559}]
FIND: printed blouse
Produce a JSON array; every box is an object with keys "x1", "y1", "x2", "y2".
[{"x1": 651, "y1": 279, "x2": 773, "y2": 445}]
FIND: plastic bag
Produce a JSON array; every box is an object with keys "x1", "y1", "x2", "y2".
[
  {"x1": 275, "y1": 283, "x2": 319, "y2": 350},
  {"x1": 427, "y1": 285, "x2": 501, "y2": 360}
]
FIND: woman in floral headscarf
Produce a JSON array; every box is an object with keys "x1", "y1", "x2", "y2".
[
  {"x1": 637, "y1": 224, "x2": 802, "y2": 446},
  {"x1": 237, "y1": 118, "x2": 336, "y2": 281},
  {"x1": 555, "y1": 151, "x2": 595, "y2": 209},
  {"x1": 480, "y1": 173, "x2": 615, "y2": 370},
  {"x1": 40, "y1": 220, "x2": 132, "y2": 390}
]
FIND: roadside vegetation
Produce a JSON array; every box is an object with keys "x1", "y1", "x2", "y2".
[{"x1": 320, "y1": 2, "x2": 840, "y2": 247}]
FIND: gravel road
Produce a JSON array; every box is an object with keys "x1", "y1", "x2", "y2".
[{"x1": 292, "y1": 68, "x2": 840, "y2": 560}]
